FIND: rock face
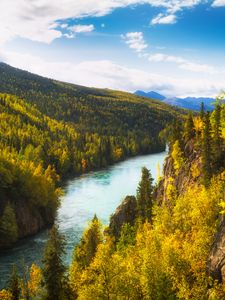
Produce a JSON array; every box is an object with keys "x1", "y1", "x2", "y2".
[
  {"x1": 155, "y1": 139, "x2": 201, "y2": 204},
  {"x1": 0, "y1": 199, "x2": 54, "y2": 249},
  {"x1": 16, "y1": 201, "x2": 54, "y2": 239},
  {"x1": 208, "y1": 218, "x2": 225, "y2": 283},
  {"x1": 109, "y1": 196, "x2": 137, "y2": 240},
  {"x1": 155, "y1": 140, "x2": 225, "y2": 283}
]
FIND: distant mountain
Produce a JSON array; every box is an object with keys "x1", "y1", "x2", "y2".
[
  {"x1": 165, "y1": 97, "x2": 215, "y2": 111},
  {"x1": 135, "y1": 90, "x2": 215, "y2": 111},
  {"x1": 135, "y1": 90, "x2": 166, "y2": 101}
]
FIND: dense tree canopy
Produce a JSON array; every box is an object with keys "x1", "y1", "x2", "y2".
[
  {"x1": 0, "y1": 63, "x2": 184, "y2": 248},
  {"x1": 0, "y1": 98, "x2": 225, "y2": 298}
]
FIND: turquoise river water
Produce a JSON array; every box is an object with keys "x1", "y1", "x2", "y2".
[{"x1": 0, "y1": 151, "x2": 167, "y2": 287}]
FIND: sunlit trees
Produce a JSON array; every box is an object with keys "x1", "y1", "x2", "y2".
[
  {"x1": 27, "y1": 264, "x2": 42, "y2": 299},
  {"x1": 0, "y1": 100, "x2": 224, "y2": 299},
  {"x1": 69, "y1": 215, "x2": 103, "y2": 297},
  {"x1": 171, "y1": 140, "x2": 185, "y2": 175},
  {"x1": 71, "y1": 215, "x2": 103, "y2": 270},
  {"x1": 0, "y1": 77, "x2": 182, "y2": 248},
  {"x1": 0, "y1": 289, "x2": 13, "y2": 300}
]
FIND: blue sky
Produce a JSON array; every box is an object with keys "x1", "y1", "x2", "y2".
[{"x1": 1, "y1": 0, "x2": 225, "y2": 97}]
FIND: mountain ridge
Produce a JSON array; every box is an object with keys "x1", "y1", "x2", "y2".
[{"x1": 134, "y1": 90, "x2": 215, "y2": 111}]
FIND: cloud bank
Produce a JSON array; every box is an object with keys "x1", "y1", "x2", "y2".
[
  {"x1": 148, "y1": 53, "x2": 217, "y2": 74},
  {"x1": 2, "y1": 50, "x2": 223, "y2": 98}
]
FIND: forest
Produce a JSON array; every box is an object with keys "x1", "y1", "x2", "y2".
[
  {"x1": 0, "y1": 63, "x2": 183, "y2": 249},
  {"x1": 0, "y1": 94, "x2": 224, "y2": 299}
]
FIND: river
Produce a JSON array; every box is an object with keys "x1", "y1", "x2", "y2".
[{"x1": 0, "y1": 151, "x2": 167, "y2": 287}]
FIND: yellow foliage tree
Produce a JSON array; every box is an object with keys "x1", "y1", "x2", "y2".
[
  {"x1": 171, "y1": 140, "x2": 185, "y2": 175},
  {"x1": 0, "y1": 290, "x2": 12, "y2": 300}
]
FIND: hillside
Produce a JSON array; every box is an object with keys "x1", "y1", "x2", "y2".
[
  {"x1": 0, "y1": 63, "x2": 183, "y2": 137},
  {"x1": 135, "y1": 90, "x2": 215, "y2": 111},
  {"x1": 1, "y1": 96, "x2": 224, "y2": 299},
  {"x1": 0, "y1": 63, "x2": 185, "y2": 249}
]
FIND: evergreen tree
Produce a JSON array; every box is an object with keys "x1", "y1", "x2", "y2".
[
  {"x1": 202, "y1": 112, "x2": 212, "y2": 186},
  {"x1": 117, "y1": 223, "x2": 136, "y2": 251},
  {"x1": 185, "y1": 112, "x2": 195, "y2": 141},
  {"x1": 136, "y1": 167, "x2": 154, "y2": 222},
  {"x1": 200, "y1": 102, "x2": 205, "y2": 120},
  {"x1": 212, "y1": 105, "x2": 222, "y2": 170},
  {"x1": 0, "y1": 203, "x2": 18, "y2": 248},
  {"x1": 42, "y1": 225, "x2": 66, "y2": 300},
  {"x1": 73, "y1": 215, "x2": 103, "y2": 270},
  {"x1": 170, "y1": 120, "x2": 183, "y2": 150},
  {"x1": 21, "y1": 262, "x2": 30, "y2": 300},
  {"x1": 8, "y1": 265, "x2": 20, "y2": 300}
]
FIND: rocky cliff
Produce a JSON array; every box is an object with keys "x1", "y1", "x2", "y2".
[
  {"x1": 156, "y1": 140, "x2": 225, "y2": 284},
  {"x1": 16, "y1": 201, "x2": 54, "y2": 239},
  {"x1": 207, "y1": 206, "x2": 225, "y2": 283},
  {"x1": 155, "y1": 139, "x2": 201, "y2": 204},
  {"x1": 0, "y1": 199, "x2": 55, "y2": 249},
  {"x1": 109, "y1": 195, "x2": 137, "y2": 240}
]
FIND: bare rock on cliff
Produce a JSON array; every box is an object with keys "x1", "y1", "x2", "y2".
[
  {"x1": 155, "y1": 139, "x2": 201, "y2": 205},
  {"x1": 208, "y1": 215, "x2": 225, "y2": 283},
  {"x1": 16, "y1": 201, "x2": 54, "y2": 239},
  {"x1": 109, "y1": 195, "x2": 137, "y2": 240}
]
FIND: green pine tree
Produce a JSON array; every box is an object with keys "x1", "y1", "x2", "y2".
[
  {"x1": 136, "y1": 167, "x2": 154, "y2": 222},
  {"x1": 73, "y1": 215, "x2": 103, "y2": 270},
  {"x1": 200, "y1": 102, "x2": 205, "y2": 120},
  {"x1": 212, "y1": 105, "x2": 222, "y2": 170},
  {"x1": 170, "y1": 120, "x2": 183, "y2": 150},
  {"x1": 185, "y1": 112, "x2": 195, "y2": 141},
  {"x1": 0, "y1": 203, "x2": 18, "y2": 248},
  {"x1": 202, "y1": 112, "x2": 212, "y2": 186},
  {"x1": 42, "y1": 225, "x2": 66, "y2": 300},
  {"x1": 8, "y1": 265, "x2": 21, "y2": 300},
  {"x1": 117, "y1": 223, "x2": 136, "y2": 251}
]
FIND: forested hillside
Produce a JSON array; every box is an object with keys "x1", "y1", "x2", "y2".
[
  {"x1": 0, "y1": 63, "x2": 184, "y2": 249},
  {"x1": 1, "y1": 98, "x2": 223, "y2": 299},
  {"x1": 0, "y1": 63, "x2": 182, "y2": 137}
]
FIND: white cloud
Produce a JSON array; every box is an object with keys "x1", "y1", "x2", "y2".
[
  {"x1": 122, "y1": 32, "x2": 148, "y2": 53},
  {"x1": 70, "y1": 24, "x2": 94, "y2": 33},
  {"x1": 0, "y1": 0, "x2": 205, "y2": 45},
  {"x1": 151, "y1": 13, "x2": 176, "y2": 25},
  {"x1": 60, "y1": 24, "x2": 68, "y2": 29},
  {"x1": 150, "y1": 0, "x2": 203, "y2": 25},
  {"x1": 64, "y1": 33, "x2": 74, "y2": 39},
  {"x1": 148, "y1": 53, "x2": 216, "y2": 74},
  {"x1": 212, "y1": 0, "x2": 225, "y2": 7},
  {"x1": 2, "y1": 50, "x2": 224, "y2": 98}
]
